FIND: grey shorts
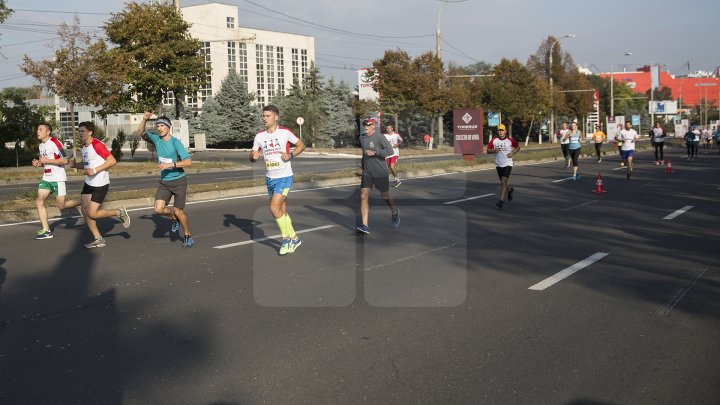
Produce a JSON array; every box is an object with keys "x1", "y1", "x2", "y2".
[{"x1": 155, "y1": 176, "x2": 188, "y2": 209}]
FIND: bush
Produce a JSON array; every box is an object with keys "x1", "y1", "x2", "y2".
[
  {"x1": 128, "y1": 135, "x2": 141, "y2": 158},
  {"x1": 111, "y1": 129, "x2": 126, "y2": 161}
]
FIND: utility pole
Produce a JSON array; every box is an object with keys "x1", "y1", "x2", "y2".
[{"x1": 548, "y1": 34, "x2": 575, "y2": 143}]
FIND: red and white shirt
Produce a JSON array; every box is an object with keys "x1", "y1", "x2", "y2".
[
  {"x1": 252, "y1": 127, "x2": 299, "y2": 179},
  {"x1": 383, "y1": 132, "x2": 403, "y2": 157},
  {"x1": 487, "y1": 136, "x2": 518, "y2": 167},
  {"x1": 82, "y1": 138, "x2": 112, "y2": 187},
  {"x1": 38, "y1": 136, "x2": 67, "y2": 182}
]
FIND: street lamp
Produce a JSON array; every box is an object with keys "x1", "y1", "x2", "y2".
[
  {"x1": 695, "y1": 82, "x2": 718, "y2": 128},
  {"x1": 610, "y1": 52, "x2": 632, "y2": 118},
  {"x1": 548, "y1": 34, "x2": 575, "y2": 143}
]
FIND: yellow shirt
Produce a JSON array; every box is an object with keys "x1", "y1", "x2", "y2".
[{"x1": 592, "y1": 130, "x2": 606, "y2": 143}]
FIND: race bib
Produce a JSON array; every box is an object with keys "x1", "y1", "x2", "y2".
[
  {"x1": 266, "y1": 161, "x2": 282, "y2": 171},
  {"x1": 159, "y1": 157, "x2": 173, "y2": 164}
]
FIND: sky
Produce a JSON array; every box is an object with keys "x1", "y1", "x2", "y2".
[{"x1": 1, "y1": 0, "x2": 719, "y2": 90}]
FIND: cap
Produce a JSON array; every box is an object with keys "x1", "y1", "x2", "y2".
[
  {"x1": 362, "y1": 117, "x2": 376, "y2": 126},
  {"x1": 497, "y1": 124, "x2": 506, "y2": 131}
]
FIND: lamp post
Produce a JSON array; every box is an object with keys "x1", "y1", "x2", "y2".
[
  {"x1": 609, "y1": 52, "x2": 632, "y2": 118},
  {"x1": 695, "y1": 83, "x2": 718, "y2": 128},
  {"x1": 548, "y1": 34, "x2": 575, "y2": 143}
]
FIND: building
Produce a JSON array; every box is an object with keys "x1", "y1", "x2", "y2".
[{"x1": 180, "y1": 2, "x2": 316, "y2": 109}]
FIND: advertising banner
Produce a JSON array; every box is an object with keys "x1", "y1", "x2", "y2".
[
  {"x1": 453, "y1": 109, "x2": 484, "y2": 155},
  {"x1": 357, "y1": 68, "x2": 379, "y2": 101},
  {"x1": 488, "y1": 111, "x2": 500, "y2": 127},
  {"x1": 674, "y1": 119, "x2": 689, "y2": 138},
  {"x1": 649, "y1": 100, "x2": 678, "y2": 114},
  {"x1": 607, "y1": 116, "x2": 625, "y2": 141}
]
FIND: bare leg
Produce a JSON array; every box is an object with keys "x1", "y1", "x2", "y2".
[
  {"x1": 36, "y1": 188, "x2": 51, "y2": 231},
  {"x1": 360, "y1": 187, "x2": 370, "y2": 226},
  {"x1": 499, "y1": 177, "x2": 509, "y2": 201},
  {"x1": 84, "y1": 195, "x2": 121, "y2": 239},
  {"x1": 379, "y1": 191, "x2": 397, "y2": 215},
  {"x1": 174, "y1": 207, "x2": 190, "y2": 236}
]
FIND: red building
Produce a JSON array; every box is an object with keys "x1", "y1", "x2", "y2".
[{"x1": 599, "y1": 67, "x2": 720, "y2": 108}]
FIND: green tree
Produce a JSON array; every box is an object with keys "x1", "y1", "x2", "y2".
[
  {"x1": 191, "y1": 70, "x2": 262, "y2": 146},
  {"x1": 370, "y1": 50, "x2": 415, "y2": 130},
  {"x1": 111, "y1": 129, "x2": 126, "y2": 161},
  {"x1": 103, "y1": 2, "x2": 209, "y2": 115},
  {"x1": 0, "y1": 0, "x2": 12, "y2": 25},
  {"x1": 321, "y1": 79, "x2": 355, "y2": 147}
]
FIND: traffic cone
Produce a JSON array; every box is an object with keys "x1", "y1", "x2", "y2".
[
  {"x1": 592, "y1": 173, "x2": 607, "y2": 194},
  {"x1": 665, "y1": 159, "x2": 673, "y2": 174}
]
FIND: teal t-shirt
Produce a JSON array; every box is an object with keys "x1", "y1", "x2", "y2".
[
  {"x1": 683, "y1": 131, "x2": 696, "y2": 144},
  {"x1": 144, "y1": 131, "x2": 191, "y2": 181},
  {"x1": 568, "y1": 131, "x2": 582, "y2": 150}
]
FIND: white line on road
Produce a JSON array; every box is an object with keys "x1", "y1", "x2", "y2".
[
  {"x1": 656, "y1": 268, "x2": 708, "y2": 316},
  {"x1": 552, "y1": 177, "x2": 573, "y2": 183},
  {"x1": 663, "y1": 205, "x2": 693, "y2": 220},
  {"x1": 213, "y1": 224, "x2": 336, "y2": 249},
  {"x1": 364, "y1": 241, "x2": 460, "y2": 272},
  {"x1": 528, "y1": 252, "x2": 609, "y2": 291},
  {"x1": 443, "y1": 194, "x2": 494, "y2": 205},
  {"x1": 562, "y1": 200, "x2": 598, "y2": 211}
]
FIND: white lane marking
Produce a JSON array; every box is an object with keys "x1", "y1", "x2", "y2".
[
  {"x1": 552, "y1": 177, "x2": 573, "y2": 183},
  {"x1": 656, "y1": 268, "x2": 708, "y2": 316},
  {"x1": 213, "y1": 224, "x2": 336, "y2": 249},
  {"x1": 663, "y1": 205, "x2": 693, "y2": 220},
  {"x1": 562, "y1": 200, "x2": 598, "y2": 211},
  {"x1": 364, "y1": 241, "x2": 460, "y2": 272},
  {"x1": 612, "y1": 166, "x2": 626, "y2": 171},
  {"x1": 528, "y1": 252, "x2": 609, "y2": 291},
  {"x1": 443, "y1": 194, "x2": 493, "y2": 205}
]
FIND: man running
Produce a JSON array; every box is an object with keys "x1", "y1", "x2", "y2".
[
  {"x1": 250, "y1": 105, "x2": 305, "y2": 255},
  {"x1": 557, "y1": 122, "x2": 571, "y2": 168},
  {"x1": 562, "y1": 122, "x2": 583, "y2": 180},
  {"x1": 71, "y1": 121, "x2": 130, "y2": 248},
  {"x1": 32, "y1": 122, "x2": 81, "y2": 240},
  {"x1": 714, "y1": 126, "x2": 720, "y2": 154},
  {"x1": 649, "y1": 121, "x2": 666, "y2": 165},
  {"x1": 487, "y1": 124, "x2": 520, "y2": 208},
  {"x1": 383, "y1": 124, "x2": 404, "y2": 187},
  {"x1": 138, "y1": 113, "x2": 194, "y2": 247},
  {"x1": 591, "y1": 124, "x2": 606, "y2": 163},
  {"x1": 618, "y1": 121, "x2": 639, "y2": 179},
  {"x1": 356, "y1": 117, "x2": 399, "y2": 234},
  {"x1": 684, "y1": 127, "x2": 697, "y2": 160}
]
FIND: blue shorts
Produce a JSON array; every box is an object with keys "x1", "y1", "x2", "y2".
[
  {"x1": 620, "y1": 150, "x2": 635, "y2": 160},
  {"x1": 266, "y1": 176, "x2": 293, "y2": 197}
]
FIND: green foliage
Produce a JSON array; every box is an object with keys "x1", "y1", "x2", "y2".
[
  {"x1": 0, "y1": 94, "x2": 48, "y2": 146},
  {"x1": 0, "y1": 0, "x2": 12, "y2": 24},
  {"x1": 128, "y1": 135, "x2": 141, "y2": 158},
  {"x1": 103, "y1": 2, "x2": 210, "y2": 114},
  {"x1": 191, "y1": 70, "x2": 261, "y2": 146},
  {"x1": 111, "y1": 129, "x2": 126, "y2": 161}
]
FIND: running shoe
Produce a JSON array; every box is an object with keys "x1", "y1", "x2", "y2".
[
  {"x1": 84, "y1": 237, "x2": 106, "y2": 249},
  {"x1": 35, "y1": 229, "x2": 53, "y2": 240},
  {"x1": 620, "y1": 162, "x2": 625, "y2": 167},
  {"x1": 118, "y1": 206, "x2": 131, "y2": 229},
  {"x1": 171, "y1": 218, "x2": 180, "y2": 233},
  {"x1": 182, "y1": 235, "x2": 194, "y2": 248},
  {"x1": 572, "y1": 175, "x2": 577, "y2": 181},
  {"x1": 660, "y1": 160, "x2": 665, "y2": 165},
  {"x1": 496, "y1": 200, "x2": 504, "y2": 208},
  {"x1": 355, "y1": 224, "x2": 370, "y2": 234},
  {"x1": 288, "y1": 236, "x2": 302, "y2": 253},
  {"x1": 507, "y1": 188, "x2": 514, "y2": 201},
  {"x1": 279, "y1": 239, "x2": 291, "y2": 255},
  {"x1": 394, "y1": 179, "x2": 402, "y2": 188},
  {"x1": 391, "y1": 209, "x2": 400, "y2": 229},
  {"x1": 654, "y1": 161, "x2": 659, "y2": 165}
]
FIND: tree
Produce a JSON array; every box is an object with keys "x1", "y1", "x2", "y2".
[
  {"x1": 320, "y1": 79, "x2": 355, "y2": 147},
  {"x1": 103, "y1": 2, "x2": 209, "y2": 115},
  {"x1": 646, "y1": 86, "x2": 673, "y2": 101},
  {"x1": 0, "y1": 93, "x2": 53, "y2": 166},
  {"x1": 191, "y1": 70, "x2": 261, "y2": 146},
  {"x1": 0, "y1": 0, "x2": 12, "y2": 25},
  {"x1": 370, "y1": 50, "x2": 415, "y2": 130}
]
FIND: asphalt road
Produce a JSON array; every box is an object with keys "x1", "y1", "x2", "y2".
[{"x1": 0, "y1": 147, "x2": 718, "y2": 404}]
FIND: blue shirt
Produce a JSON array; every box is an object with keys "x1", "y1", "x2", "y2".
[
  {"x1": 144, "y1": 131, "x2": 191, "y2": 181},
  {"x1": 568, "y1": 131, "x2": 582, "y2": 150}
]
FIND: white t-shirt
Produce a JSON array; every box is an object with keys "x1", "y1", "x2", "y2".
[
  {"x1": 252, "y1": 127, "x2": 300, "y2": 179},
  {"x1": 38, "y1": 136, "x2": 67, "y2": 182},
  {"x1": 619, "y1": 129, "x2": 639, "y2": 151},
  {"x1": 487, "y1": 136, "x2": 518, "y2": 167},
  {"x1": 558, "y1": 129, "x2": 571, "y2": 144},
  {"x1": 383, "y1": 132, "x2": 403, "y2": 157},
  {"x1": 82, "y1": 138, "x2": 112, "y2": 187},
  {"x1": 651, "y1": 127, "x2": 665, "y2": 143}
]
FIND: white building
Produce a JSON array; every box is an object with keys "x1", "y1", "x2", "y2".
[{"x1": 180, "y1": 2, "x2": 316, "y2": 109}]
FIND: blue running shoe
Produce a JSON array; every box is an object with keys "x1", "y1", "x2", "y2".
[
  {"x1": 391, "y1": 209, "x2": 400, "y2": 229},
  {"x1": 35, "y1": 229, "x2": 53, "y2": 240},
  {"x1": 288, "y1": 236, "x2": 302, "y2": 253},
  {"x1": 171, "y1": 218, "x2": 180, "y2": 233},
  {"x1": 355, "y1": 224, "x2": 370, "y2": 234},
  {"x1": 279, "y1": 239, "x2": 291, "y2": 255},
  {"x1": 182, "y1": 235, "x2": 194, "y2": 248}
]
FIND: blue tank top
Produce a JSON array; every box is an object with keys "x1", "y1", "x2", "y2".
[{"x1": 569, "y1": 131, "x2": 581, "y2": 150}]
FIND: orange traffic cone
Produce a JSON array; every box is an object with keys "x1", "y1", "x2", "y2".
[
  {"x1": 665, "y1": 159, "x2": 673, "y2": 174},
  {"x1": 592, "y1": 173, "x2": 607, "y2": 194}
]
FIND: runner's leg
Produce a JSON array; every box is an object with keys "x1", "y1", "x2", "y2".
[{"x1": 36, "y1": 188, "x2": 52, "y2": 231}]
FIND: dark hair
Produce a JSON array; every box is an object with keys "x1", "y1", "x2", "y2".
[
  {"x1": 79, "y1": 121, "x2": 95, "y2": 133},
  {"x1": 38, "y1": 122, "x2": 53, "y2": 133},
  {"x1": 386, "y1": 124, "x2": 394, "y2": 129},
  {"x1": 262, "y1": 104, "x2": 280, "y2": 115}
]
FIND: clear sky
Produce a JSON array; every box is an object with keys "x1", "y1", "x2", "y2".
[{"x1": 1, "y1": 0, "x2": 719, "y2": 90}]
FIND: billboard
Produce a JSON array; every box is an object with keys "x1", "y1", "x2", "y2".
[
  {"x1": 649, "y1": 100, "x2": 678, "y2": 114},
  {"x1": 607, "y1": 116, "x2": 625, "y2": 141},
  {"x1": 674, "y1": 119, "x2": 689, "y2": 138},
  {"x1": 453, "y1": 109, "x2": 483, "y2": 155},
  {"x1": 357, "y1": 68, "x2": 379, "y2": 101}
]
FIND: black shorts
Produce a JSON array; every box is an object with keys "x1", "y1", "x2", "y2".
[
  {"x1": 496, "y1": 166, "x2": 512, "y2": 179},
  {"x1": 81, "y1": 183, "x2": 109, "y2": 204},
  {"x1": 360, "y1": 174, "x2": 390, "y2": 192},
  {"x1": 155, "y1": 176, "x2": 188, "y2": 209}
]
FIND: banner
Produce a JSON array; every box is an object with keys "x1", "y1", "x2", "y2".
[
  {"x1": 453, "y1": 109, "x2": 484, "y2": 155},
  {"x1": 674, "y1": 119, "x2": 689, "y2": 138},
  {"x1": 607, "y1": 116, "x2": 625, "y2": 141},
  {"x1": 649, "y1": 100, "x2": 678, "y2": 114},
  {"x1": 357, "y1": 68, "x2": 378, "y2": 101},
  {"x1": 488, "y1": 111, "x2": 500, "y2": 127}
]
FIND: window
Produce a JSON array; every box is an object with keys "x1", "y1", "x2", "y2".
[
  {"x1": 226, "y1": 17, "x2": 235, "y2": 28},
  {"x1": 59, "y1": 112, "x2": 79, "y2": 140},
  {"x1": 266, "y1": 45, "x2": 275, "y2": 100},
  {"x1": 186, "y1": 94, "x2": 198, "y2": 108},
  {"x1": 277, "y1": 47, "x2": 285, "y2": 96},
  {"x1": 291, "y1": 48, "x2": 299, "y2": 82},
  {"x1": 238, "y1": 43, "x2": 248, "y2": 84},
  {"x1": 256, "y1": 44, "x2": 265, "y2": 104},
  {"x1": 162, "y1": 90, "x2": 175, "y2": 106},
  {"x1": 201, "y1": 42, "x2": 212, "y2": 100},
  {"x1": 301, "y1": 49, "x2": 308, "y2": 79},
  {"x1": 227, "y1": 42, "x2": 236, "y2": 72}
]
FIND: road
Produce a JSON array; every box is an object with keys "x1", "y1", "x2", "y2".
[{"x1": 0, "y1": 147, "x2": 718, "y2": 404}]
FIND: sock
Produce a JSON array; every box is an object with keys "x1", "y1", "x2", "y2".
[
  {"x1": 285, "y1": 214, "x2": 296, "y2": 239},
  {"x1": 275, "y1": 215, "x2": 289, "y2": 239}
]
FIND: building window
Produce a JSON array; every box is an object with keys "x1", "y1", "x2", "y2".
[
  {"x1": 162, "y1": 90, "x2": 175, "y2": 106},
  {"x1": 238, "y1": 43, "x2": 248, "y2": 85},
  {"x1": 291, "y1": 48, "x2": 299, "y2": 82},
  {"x1": 226, "y1": 17, "x2": 235, "y2": 28},
  {"x1": 277, "y1": 46, "x2": 285, "y2": 96},
  {"x1": 266, "y1": 45, "x2": 275, "y2": 101},
  {"x1": 228, "y1": 42, "x2": 236, "y2": 72},
  {"x1": 301, "y1": 49, "x2": 308, "y2": 79},
  {"x1": 201, "y1": 41, "x2": 212, "y2": 100},
  {"x1": 256, "y1": 44, "x2": 265, "y2": 105},
  {"x1": 186, "y1": 94, "x2": 198, "y2": 109},
  {"x1": 59, "y1": 111, "x2": 79, "y2": 140}
]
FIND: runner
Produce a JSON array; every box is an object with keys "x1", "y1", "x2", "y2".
[
  {"x1": 649, "y1": 121, "x2": 667, "y2": 165},
  {"x1": 423, "y1": 134, "x2": 430, "y2": 150},
  {"x1": 684, "y1": 127, "x2": 697, "y2": 161},
  {"x1": 618, "y1": 121, "x2": 639, "y2": 179},
  {"x1": 557, "y1": 122, "x2": 571, "y2": 168},
  {"x1": 383, "y1": 124, "x2": 404, "y2": 187},
  {"x1": 70, "y1": 121, "x2": 130, "y2": 248},
  {"x1": 563, "y1": 122, "x2": 583, "y2": 180},
  {"x1": 591, "y1": 124, "x2": 606, "y2": 163},
  {"x1": 250, "y1": 105, "x2": 306, "y2": 255},
  {"x1": 702, "y1": 126, "x2": 712, "y2": 150},
  {"x1": 692, "y1": 127, "x2": 701, "y2": 158},
  {"x1": 356, "y1": 117, "x2": 399, "y2": 234},
  {"x1": 32, "y1": 122, "x2": 81, "y2": 240},
  {"x1": 138, "y1": 113, "x2": 194, "y2": 247},
  {"x1": 487, "y1": 124, "x2": 520, "y2": 208},
  {"x1": 714, "y1": 126, "x2": 720, "y2": 154}
]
